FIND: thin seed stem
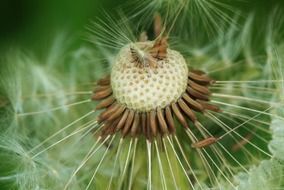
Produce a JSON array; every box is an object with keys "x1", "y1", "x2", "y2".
[
  {"x1": 117, "y1": 139, "x2": 133, "y2": 190},
  {"x1": 218, "y1": 107, "x2": 272, "y2": 140},
  {"x1": 162, "y1": 138, "x2": 179, "y2": 190},
  {"x1": 22, "y1": 91, "x2": 92, "y2": 100},
  {"x1": 197, "y1": 122, "x2": 249, "y2": 173},
  {"x1": 221, "y1": 110, "x2": 271, "y2": 130},
  {"x1": 29, "y1": 111, "x2": 95, "y2": 153},
  {"x1": 32, "y1": 120, "x2": 98, "y2": 158},
  {"x1": 216, "y1": 111, "x2": 270, "y2": 142},
  {"x1": 185, "y1": 130, "x2": 220, "y2": 188},
  {"x1": 207, "y1": 112, "x2": 272, "y2": 158},
  {"x1": 212, "y1": 93, "x2": 280, "y2": 106},
  {"x1": 174, "y1": 135, "x2": 202, "y2": 189},
  {"x1": 128, "y1": 138, "x2": 138, "y2": 190},
  {"x1": 64, "y1": 136, "x2": 110, "y2": 190},
  {"x1": 205, "y1": 112, "x2": 260, "y2": 160},
  {"x1": 106, "y1": 138, "x2": 124, "y2": 190},
  {"x1": 215, "y1": 80, "x2": 284, "y2": 84},
  {"x1": 212, "y1": 100, "x2": 284, "y2": 121},
  {"x1": 85, "y1": 135, "x2": 116, "y2": 190},
  {"x1": 147, "y1": 140, "x2": 152, "y2": 190},
  {"x1": 211, "y1": 84, "x2": 278, "y2": 93},
  {"x1": 166, "y1": 136, "x2": 195, "y2": 190},
  {"x1": 154, "y1": 140, "x2": 167, "y2": 190},
  {"x1": 18, "y1": 99, "x2": 91, "y2": 116},
  {"x1": 186, "y1": 129, "x2": 235, "y2": 188}
]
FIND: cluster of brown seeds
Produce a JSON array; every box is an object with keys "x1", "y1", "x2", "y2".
[
  {"x1": 92, "y1": 67, "x2": 220, "y2": 140},
  {"x1": 91, "y1": 13, "x2": 220, "y2": 141}
]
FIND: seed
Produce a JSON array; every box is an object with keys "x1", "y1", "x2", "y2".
[{"x1": 192, "y1": 137, "x2": 219, "y2": 148}]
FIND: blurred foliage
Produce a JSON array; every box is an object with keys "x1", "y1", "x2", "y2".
[
  {"x1": 0, "y1": 0, "x2": 124, "y2": 52},
  {"x1": 0, "y1": 0, "x2": 284, "y2": 52}
]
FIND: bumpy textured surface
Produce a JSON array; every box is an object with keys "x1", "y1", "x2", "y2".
[{"x1": 111, "y1": 42, "x2": 188, "y2": 112}]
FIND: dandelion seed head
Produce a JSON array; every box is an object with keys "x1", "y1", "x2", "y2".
[{"x1": 111, "y1": 42, "x2": 188, "y2": 112}]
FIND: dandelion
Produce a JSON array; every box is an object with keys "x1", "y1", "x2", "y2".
[{"x1": 1, "y1": 1, "x2": 284, "y2": 190}]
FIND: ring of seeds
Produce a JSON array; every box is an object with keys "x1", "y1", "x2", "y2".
[{"x1": 92, "y1": 37, "x2": 220, "y2": 140}]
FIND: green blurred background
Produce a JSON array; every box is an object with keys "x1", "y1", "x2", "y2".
[
  {"x1": 0, "y1": 0, "x2": 284, "y2": 52},
  {"x1": 0, "y1": 0, "x2": 124, "y2": 51}
]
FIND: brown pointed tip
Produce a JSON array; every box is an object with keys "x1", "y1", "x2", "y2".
[
  {"x1": 182, "y1": 93, "x2": 204, "y2": 112},
  {"x1": 141, "y1": 113, "x2": 147, "y2": 137},
  {"x1": 146, "y1": 112, "x2": 152, "y2": 141},
  {"x1": 98, "y1": 103, "x2": 119, "y2": 121},
  {"x1": 188, "y1": 71, "x2": 214, "y2": 85},
  {"x1": 122, "y1": 110, "x2": 135, "y2": 137},
  {"x1": 187, "y1": 86, "x2": 209, "y2": 101},
  {"x1": 177, "y1": 99, "x2": 197, "y2": 123},
  {"x1": 150, "y1": 110, "x2": 158, "y2": 137},
  {"x1": 188, "y1": 80, "x2": 211, "y2": 95},
  {"x1": 107, "y1": 105, "x2": 125, "y2": 121},
  {"x1": 171, "y1": 102, "x2": 189, "y2": 128},
  {"x1": 116, "y1": 109, "x2": 129, "y2": 131},
  {"x1": 95, "y1": 96, "x2": 115, "y2": 110},
  {"x1": 157, "y1": 108, "x2": 168, "y2": 135},
  {"x1": 130, "y1": 112, "x2": 140, "y2": 137},
  {"x1": 93, "y1": 85, "x2": 110, "y2": 93},
  {"x1": 191, "y1": 70, "x2": 206, "y2": 75},
  {"x1": 197, "y1": 100, "x2": 221, "y2": 113},
  {"x1": 92, "y1": 87, "x2": 112, "y2": 100},
  {"x1": 165, "y1": 106, "x2": 176, "y2": 133}
]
